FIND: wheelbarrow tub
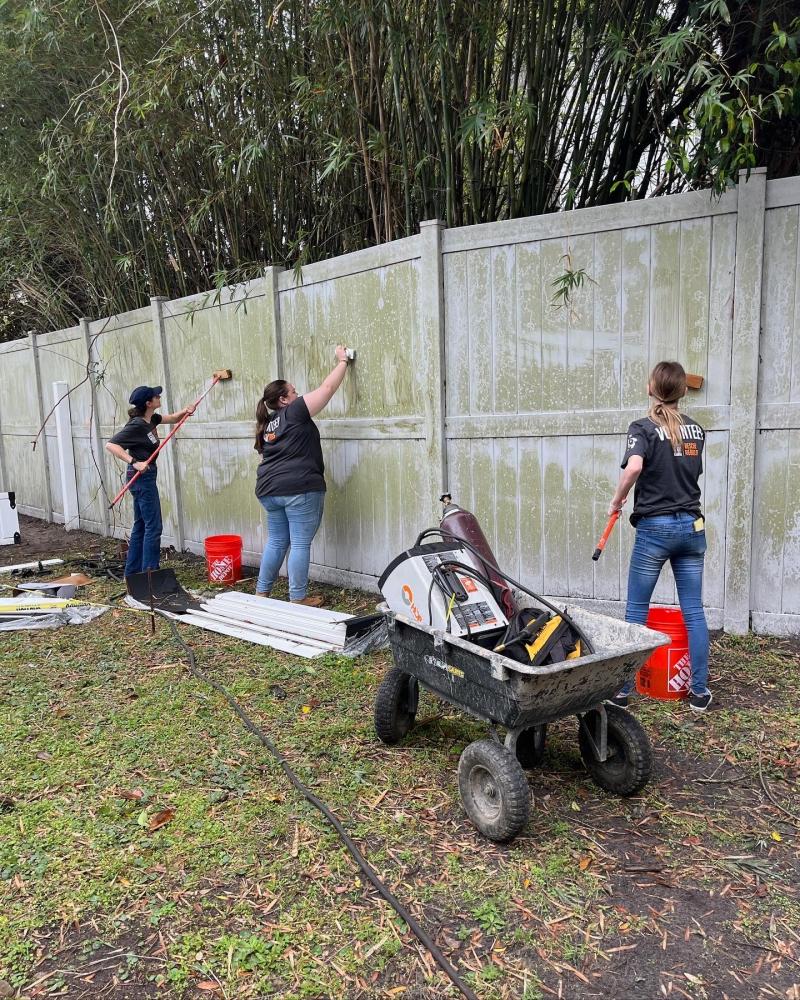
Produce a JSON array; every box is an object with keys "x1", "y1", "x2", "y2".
[{"x1": 380, "y1": 600, "x2": 669, "y2": 729}]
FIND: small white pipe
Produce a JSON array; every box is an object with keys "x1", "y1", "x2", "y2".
[
  {"x1": 0, "y1": 558, "x2": 64, "y2": 575},
  {"x1": 53, "y1": 381, "x2": 80, "y2": 530}
]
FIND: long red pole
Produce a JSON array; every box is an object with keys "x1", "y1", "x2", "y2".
[
  {"x1": 109, "y1": 374, "x2": 224, "y2": 509},
  {"x1": 592, "y1": 510, "x2": 620, "y2": 561}
]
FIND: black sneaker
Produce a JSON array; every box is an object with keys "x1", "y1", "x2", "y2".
[
  {"x1": 689, "y1": 691, "x2": 713, "y2": 713},
  {"x1": 608, "y1": 694, "x2": 629, "y2": 708}
]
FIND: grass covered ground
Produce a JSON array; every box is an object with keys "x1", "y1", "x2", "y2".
[{"x1": 1, "y1": 541, "x2": 799, "y2": 999}]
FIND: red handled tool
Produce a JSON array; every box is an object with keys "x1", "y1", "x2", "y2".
[
  {"x1": 109, "y1": 369, "x2": 232, "y2": 509},
  {"x1": 592, "y1": 510, "x2": 620, "y2": 561}
]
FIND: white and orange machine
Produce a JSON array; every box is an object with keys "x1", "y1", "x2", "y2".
[{"x1": 378, "y1": 542, "x2": 508, "y2": 639}]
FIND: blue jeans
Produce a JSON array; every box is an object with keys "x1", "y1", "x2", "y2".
[
  {"x1": 124, "y1": 467, "x2": 162, "y2": 576},
  {"x1": 621, "y1": 512, "x2": 710, "y2": 696},
  {"x1": 257, "y1": 491, "x2": 325, "y2": 600}
]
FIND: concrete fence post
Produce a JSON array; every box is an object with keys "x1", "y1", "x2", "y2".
[
  {"x1": 29, "y1": 331, "x2": 54, "y2": 523},
  {"x1": 0, "y1": 376, "x2": 8, "y2": 492},
  {"x1": 418, "y1": 220, "x2": 448, "y2": 526},
  {"x1": 264, "y1": 265, "x2": 284, "y2": 377},
  {"x1": 724, "y1": 167, "x2": 768, "y2": 634},
  {"x1": 53, "y1": 380, "x2": 80, "y2": 530},
  {"x1": 152, "y1": 295, "x2": 186, "y2": 552},
  {"x1": 80, "y1": 317, "x2": 111, "y2": 536}
]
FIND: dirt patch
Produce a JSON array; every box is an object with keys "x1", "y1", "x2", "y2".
[
  {"x1": 1, "y1": 515, "x2": 117, "y2": 565},
  {"x1": 19, "y1": 923, "x2": 164, "y2": 999}
]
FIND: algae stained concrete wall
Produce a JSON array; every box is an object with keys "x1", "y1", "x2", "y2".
[
  {"x1": 160, "y1": 280, "x2": 274, "y2": 563},
  {"x1": 0, "y1": 339, "x2": 48, "y2": 517},
  {"x1": 751, "y1": 176, "x2": 800, "y2": 635},
  {"x1": 2, "y1": 171, "x2": 800, "y2": 636},
  {"x1": 442, "y1": 188, "x2": 739, "y2": 629},
  {"x1": 35, "y1": 326, "x2": 92, "y2": 526},
  {"x1": 278, "y1": 236, "x2": 428, "y2": 589}
]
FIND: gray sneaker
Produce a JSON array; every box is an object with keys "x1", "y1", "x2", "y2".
[{"x1": 689, "y1": 691, "x2": 712, "y2": 713}]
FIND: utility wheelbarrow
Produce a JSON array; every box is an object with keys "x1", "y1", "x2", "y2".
[{"x1": 374, "y1": 599, "x2": 669, "y2": 842}]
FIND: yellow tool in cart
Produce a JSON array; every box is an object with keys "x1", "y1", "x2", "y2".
[
  {"x1": 494, "y1": 608, "x2": 582, "y2": 665},
  {"x1": 523, "y1": 614, "x2": 582, "y2": 664}
]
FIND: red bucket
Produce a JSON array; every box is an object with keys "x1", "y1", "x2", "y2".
[
  {"x1": 204, "y1": 534, "x2": 242, "y2": 584},
  {"x1": 636, "y1": 607, "x2": 691, "y2": 700}
]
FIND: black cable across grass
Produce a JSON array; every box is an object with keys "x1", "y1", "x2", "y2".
[{"x1": 159, "y1": 613, "x2": 480, "y2": 1000}]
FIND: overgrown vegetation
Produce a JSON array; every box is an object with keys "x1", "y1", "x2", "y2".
[
  {"x1": 1, "y1": 549, "x2": 799, "y2": 998},
  {"x1": 1, "y1": 0, "x2": 799, "y2": 340}
]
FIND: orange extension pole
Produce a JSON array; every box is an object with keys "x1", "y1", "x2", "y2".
[{"x1": 592, "y1": 510, "x2": 620, "y2": 561}]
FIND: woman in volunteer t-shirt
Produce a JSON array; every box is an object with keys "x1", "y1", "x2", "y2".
[
  {"x1": 253, "y1": 346, "x2": 352, "y2": 606},
  {"x1": 608, "y1": 361, "x2": 711, "y2": 712}
]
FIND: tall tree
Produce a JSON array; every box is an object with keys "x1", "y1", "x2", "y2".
[{"x1": 1, "y1": 0, "x2": 798, "y2": 340}]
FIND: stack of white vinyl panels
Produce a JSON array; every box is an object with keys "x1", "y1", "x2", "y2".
[{"x1": 176, "y1": 591, "x2": 353, "y2": 659}]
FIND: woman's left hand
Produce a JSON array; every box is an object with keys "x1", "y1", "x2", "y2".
[{"x1": 184, "y1": 404, "x2": 196, "y2": 416}]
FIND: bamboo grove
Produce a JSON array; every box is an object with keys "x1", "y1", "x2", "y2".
[{"x1": 1, "y1": 0, "x2": 798, "y2": 341}]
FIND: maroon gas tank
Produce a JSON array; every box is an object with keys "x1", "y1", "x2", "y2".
[{"x1": 439, "y1": 499, "x2": 517, "y2": 618}]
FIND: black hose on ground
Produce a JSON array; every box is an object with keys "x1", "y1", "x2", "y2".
[{"x1": 158, "y1": 613, "x2": 480, "y2": 1000}]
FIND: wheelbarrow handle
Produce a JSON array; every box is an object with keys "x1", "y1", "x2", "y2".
[{"x1": 592, "y1": 510, "x2": 620, "y2": 561}]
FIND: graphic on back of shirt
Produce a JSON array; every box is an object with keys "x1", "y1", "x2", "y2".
[
  {"x1": 648, "y1": 420, "x2": 705, "y2": 458},
  {"x1": 621, "y1": 415, "x2": 705, "y2": 525}
]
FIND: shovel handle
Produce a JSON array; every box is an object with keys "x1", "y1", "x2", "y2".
[{"x1": 592, "y1": 510, "x2": 620, "y2": 561}]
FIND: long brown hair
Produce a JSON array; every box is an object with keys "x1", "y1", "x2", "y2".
[
  {"x1": 648, "y1": 361, "x2": 686, "y2": 452},
  {"x1": 254, "y1": 379, "x2": 289, "y2": 450}
]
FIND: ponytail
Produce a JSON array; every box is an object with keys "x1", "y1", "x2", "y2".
[
  {"x1": 254, "y1": 380, "x2": 290, "y2": 450},
  {"x1": 648, "y1": 361, "x2": 687, "y2": 452},
  {"x1": 128, "y1": 404, "x2": 147, "y2": 419}
]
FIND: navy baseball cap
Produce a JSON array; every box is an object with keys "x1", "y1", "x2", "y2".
[{"x1": 129, "y1": 385, "x2": 163, "y2": 407}]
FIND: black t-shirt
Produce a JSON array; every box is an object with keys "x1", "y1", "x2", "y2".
[
  {"x1": 622, "y1": 415, "x2": 704, "y2": 525},
  {"x1": 109, "y1": 413, "x2": 163, "y2": 463},
  {"x1": 255, "y1": 396, "x2": 326, "y2": 498}
]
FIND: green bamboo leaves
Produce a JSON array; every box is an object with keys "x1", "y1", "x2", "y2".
[{"x1": 0, "y1": 0, "x2": 798, "y2": 340}]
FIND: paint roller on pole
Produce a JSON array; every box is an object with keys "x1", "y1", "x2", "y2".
[
  {"x1": 592, "y1": 510, "x2": 620, "y2": 561},
  {"x1": 109, "y1": 369, "x2": 233, "y2": 509}
]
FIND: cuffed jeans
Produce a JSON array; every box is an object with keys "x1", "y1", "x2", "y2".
[
  {"x1": 124, "y1": 467, "x2": 162, "y2": 576},
  {"x1": 257, "y1": 491, "x2": 325, "y2": 600},
  {"x1": 620, "y1": 512, "x2": 710, "y2": 697}
]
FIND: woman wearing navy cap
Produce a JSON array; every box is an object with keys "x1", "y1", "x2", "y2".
[{"x1": 106, "y1": 385, "x2": 194, "y2": 577}]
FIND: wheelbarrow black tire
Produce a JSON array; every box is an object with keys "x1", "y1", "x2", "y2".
[
  {"x1": 374, "y1": 668, "x2": 416, "y2": 745},
  {"x1": 458, "y1": 739, "x2": 530, "y2": 842},
  {"x1": 578, "y1": 705, "x2": 651, "y2": 797},
  {"x1": 515, "y1": 724, "x2": 547, "y2": 769}
]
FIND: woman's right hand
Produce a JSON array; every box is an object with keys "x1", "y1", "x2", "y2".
[
  {"x1": 608, "y1": 497, "x2": 627, "y2": 516},
  {"x1": 335, "y1": 345, "x2": 349, "y2": 363}
]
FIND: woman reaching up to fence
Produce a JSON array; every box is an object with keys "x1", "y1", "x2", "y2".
[
  {"x1": 106, "y1": 385, "x2": 195, "y2": 578},
  {"x1": 607, "y1": 361, "x2": 712, "y2": 712},
  {"x1": 253, "y1": 346, "x2": 353, "y2": 606}
]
